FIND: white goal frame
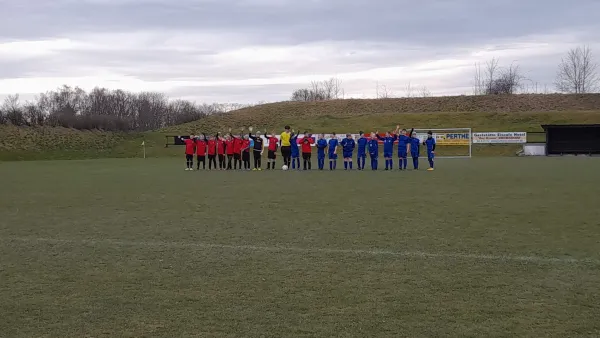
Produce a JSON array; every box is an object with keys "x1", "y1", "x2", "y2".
[{"x1": 412, "y1": 128, "x2": 472, "y2": 159}]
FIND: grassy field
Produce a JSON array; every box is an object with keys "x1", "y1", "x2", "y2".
[{"x1": 1, "y1": 157, "x2": 600, "y2": 337}]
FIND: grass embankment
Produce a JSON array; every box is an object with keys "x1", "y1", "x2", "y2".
[{"x1": 3, "y1": 94, "x2": 600, "y2": 160}]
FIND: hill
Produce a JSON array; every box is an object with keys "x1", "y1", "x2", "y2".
[
  {"x1": 163, "y1": 94, "x2": 600, "y2": 134},
  {"x1": 3, "y1": 94, "x2": 600, "y2": 160}
]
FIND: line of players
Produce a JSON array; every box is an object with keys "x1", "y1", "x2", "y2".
[{"x1": 179, "y1": 125, "x2": 436, "y2": 171}]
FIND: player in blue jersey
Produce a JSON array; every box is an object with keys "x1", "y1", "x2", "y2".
[
  {"x1": 356, "y1": 131, "x2": 368, "y2": 170},
  {"x1": 396, "y1": 126, "x2": 412, "y2": 170},
  {"x1": 409, "y1": 131, "x2": 420, "y2": 169},
  {"x1": 423, "y1": 130, "x2": 436, "y2": 171},
  {"x1": 340, "y1": 133, "x2": 356, "y2": 170},
  {"x1": 376, "y1": 129, "x2": 398, "y2": 170},
  {"x1": 368, "y1": 132, "x2": 379, "y2": 170},
  {"x1": 316, "y1": 134, "x2": 328, "y2": 170},
  {"x1": 328, "y1": 133, "x2": 339, "y2": 170},
  {"x1": 290, "y1": 129, "x2": 300, "y2": 170}
]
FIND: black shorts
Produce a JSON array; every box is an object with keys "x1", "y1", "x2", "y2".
[
  {"x1": 268, "y1": 150, "x2": 276, "y2": 159},
  {"x1": 281, "y1": 146, "x2": 291, "y2": 157},
  {"x1": 242, "y1": 152, "x2": 250, "y2": 161},
  {"x1": 197, "y1": 155, "x2": 205, "y2": 161},
  {"x1": 302, "y1": 152, "x2": 311, "y2": 160},
  {"x1": 234, "y1": 153, "x2": 241, "y2": 160},
  {"x1": 186, "y1": 154, "x2": 193, "y2": 160}
]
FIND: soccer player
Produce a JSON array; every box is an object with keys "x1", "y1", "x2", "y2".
[
  {"x1": 231, "y1": 129, "x2": 244, "y2": 170},
  {"x1": 225, "y1": 132, "x2": 235, "y2": 170},
  {"x1": 195, "y1": 134, "x2": 207, "y2": 170},
  {"x1": 248, "y1": 127, "x2": 264, "y2": 170},
  {"x1": 376, "y1": 130, "x2": 397, "y2": 170},
  {"x1": 328, "y1": 133, "x2": 339, "y2": 170},
  {"x1": 397, "y1": 127, "x2": 413, "y2": 170},
  {"x1": 178, "y1": 134, "x2": 196, "y2": 170},
  {"x1": 301, "y1": 132, "x2": 314, "y2": 170},
  {"x1": 280, "y1": 125, "x2": 292, "y2": 167},
  {"x1": 340, "y1": 133, "x2": 355, "y2": 170},
  {"x1": 356, "y1": 131, "x2": 368, "y2": 170},
  {"x1": 206, "y1": 134, "x2": 217, "y2": 170},
  {"x1": 241, "y1": 135, "x2": 251, "y2": 170},
  {"x1": 264, "y1": 130, "x2": 279, "y2": 170},
  {"x1": 316, "y1": 134, "x2": 327, "y2": 170},
  {"x1": 368, "y1": 132, "x2": 379, "y2": 170},
  {"x1": 409, "y1": 131, "x2": 420, "y2": 169},
  {"x1": 290, "y1": 130, "x2": 301, "y2": 170},
  {"x1": 423, "y1": 130, "x2": 436, "y2": 171},
  {"x1": 216, "y1": 133, "x2": 226, "y2": 170}
]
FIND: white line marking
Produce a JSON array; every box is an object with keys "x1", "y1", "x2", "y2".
[{"x1": 3, "y1": 237, "x2": 599, "y2": 265}]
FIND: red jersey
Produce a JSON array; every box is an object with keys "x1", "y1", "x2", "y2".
[
  {"x1": 216, "y1": 139, "x2": 225, "y2": 155},
  {"x1": 195, "y1": 139, "x2": 206, "y2": 155},
  {"x1": 233, "y1": 137, "x2": 243, "y2": 153},
  {"x1": 242, "y1": 139, "x2": 251, "y2": 152},
  {"x1": 301, "y1": 137, "x2": 314, "y2": 153},
  {"x1": 184, "y1": 138, "x2": 195, "y2": 155},
  {"x1": 225, "y1": 140, "x2": 235, "y2": 155},
  {"x1": 207, "y1": 139, "x2": 216, "y2": 155},
  {"x1": 267, "y1": 136, "x2": 278, "y2": 152}
]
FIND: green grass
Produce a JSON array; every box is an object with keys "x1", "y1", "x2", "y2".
[{"x1": 1, "y1": 157, "x2": 600, "y2": 337}]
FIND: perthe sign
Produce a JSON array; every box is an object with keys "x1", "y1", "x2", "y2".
[{"x1": 473, "y1": 132, "x2": 527, "y2": 144}]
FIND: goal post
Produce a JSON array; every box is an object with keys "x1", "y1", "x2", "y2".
[{"x1": 412, "y1": 128, "x2": 472, "y2": 158}]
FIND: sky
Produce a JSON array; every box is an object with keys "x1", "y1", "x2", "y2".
[{"x1": 1, "y1": 0, "x2": 599, "y2": 104}]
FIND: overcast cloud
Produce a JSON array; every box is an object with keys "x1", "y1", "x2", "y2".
[{"x1": 1, "y1": 0, "x2": 599, "y2": 103}]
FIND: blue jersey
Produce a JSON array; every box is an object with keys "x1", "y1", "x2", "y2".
[
  {"x1": 410, "y1": 137, "x2": 420, "y2": 155},
  {"x1": 317, "y1": 139, "x2": 327, "y2": 157},
  {"x1": 328, "y1": 138, "x2": 339, "y2": 155},
  {"x1": 368, "y1": 139, "x2": 379, "y2": 155},
  {"x1": 340, "y1": 138, "x2": 355, "y2": 153},
  {"x1": 377, "y1": 135, "x2": 397, "y2": 154},
  {"x1": 290, "y1": 134, "x2": 299, "y2": 157},
  {"x1": 249, "y1": 139, "x2": 254, "y2": 148},
  {"x1": 357, "y1": 137, "x2": 368, "y2": 155},
  {"x1": 424, "y1": 137, "x2": 436, "y2": 153},
  {"x1": 397, "y1": 135, "x2": 410, "y2": 150}
]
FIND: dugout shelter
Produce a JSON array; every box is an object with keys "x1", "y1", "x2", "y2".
[{"x1": 541, "y1": 124, "x2": 600, "y2": 155}]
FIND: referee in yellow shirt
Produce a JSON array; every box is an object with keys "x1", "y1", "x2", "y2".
[{"x1": 280, "y1": 125, "x2": 292, "y2": 167}]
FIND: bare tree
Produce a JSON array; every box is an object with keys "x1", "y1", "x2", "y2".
[
  {"x1": 403, "y1": 82, "x2": 414, "y2": 98},
  {"x1": 1, "y1": 95, "x2": 26, "y2": 125},
  {"x1": 473, "y1": 58, "x2": 523, "y2": 95},
  {"x1": 555, "y1": 46, "x2": 599, "y2": 93},
  {"x1": 420, "y1": 86, "x2": 431, "y2": 97},
  {"x1": 375, "y1": 82, "x2": 393, "y2": 99},
  {"x1": 290, "y1": 77, "x2": 345, "y2": 101}
]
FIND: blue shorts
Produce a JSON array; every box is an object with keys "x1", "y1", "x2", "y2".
[
  {"x1": 329, "y1": 154, "x2": 337, "y2": 160},
  {"x1": 318, "y1": 154, "x2": 325, "y2": 159},
  {"x1": 343, "y1": 151, "x2": 353, "y2": 158},
  {"x1": 291, "y1": 153, "x2": 299, "y2": 158},
  {"x1": 411, "y1": 152, "x2": 419, "y2": 158},
  {"x1": 369, "y1": 153, "x2": 378, "y2": 159},
  {"x1": 428, "y1": 151, "x2": 435, "y2": 159},
  {"x1": 357, "y1": 151, "x2": 366, "y2": 158},
  {"x1": 384, "y1": 151, "x2": 392, "y2": 158},
  {"x1": 398, "y1": 150, "x2": 407, "y2": 158}
]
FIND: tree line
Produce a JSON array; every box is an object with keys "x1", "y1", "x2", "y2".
[
  {"x1": 290, "y1": 46, "x2": 599, "y2": 101},
  {"x1": 0, "y1": 86, "x2": 254, "y2": 131}
]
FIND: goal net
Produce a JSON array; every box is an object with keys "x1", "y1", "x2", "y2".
[{"x1": 412, "y1": 128, "x2": 472, "y2": 158}]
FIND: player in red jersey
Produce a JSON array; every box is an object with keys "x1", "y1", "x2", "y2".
[
  {"x1": 225, "y1": 131, "x2": 235, "y2": 170},
  {"x1": 206, "y1": 134, "x2": 217, "y2": 170},
  {"x1": 241, "y1": 134, "x2": 251, "y2": 170},
  {"x1": 195, "y1": 134, "x2": 207, "y2": 170},
  {"x1": 231, "y1": 128, "x2": 244, "y2": 170},
  {"x1": 216, "y1": 133, "x2": 226, "y2": 170},
  {"x1": 263, "y1": 130, "x2": 279, "y2": 170},
  {"x1": 178, "y1": 134, "x2": 196, "y2": 170},
  {"x1": 301, "y1": 132, "x2": 314, "y2": 170}
]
